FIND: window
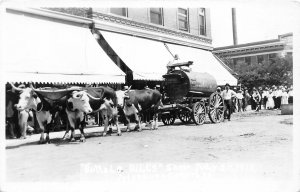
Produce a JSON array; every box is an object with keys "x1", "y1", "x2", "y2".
[
  {"x1": 199, "y1": 8, "x2": 206, "y2": 36},
  {"x1": 257, "y1": 55, "x2": 264, "y2": 64},
  {"x1": 110, "y1": 8, "x2": 127, "y2": 17},
  {"x1": 150, "y1": 8, "x2": 163, "y2": 25},
  {"x1": 178, "y1": 8, "x2": 189, "y2": 31}
]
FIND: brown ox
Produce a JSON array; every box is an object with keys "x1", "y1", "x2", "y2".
[{"x1": 116, "y1": 87, "x2": 163, "y2": 131}]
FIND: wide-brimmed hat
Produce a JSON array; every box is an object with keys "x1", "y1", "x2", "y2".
[
  {"x1": 217, "y1": 87, "x2": 221, "y2": 90},
  {"x1": 225, "y1": 83, "x2": 230, "y2": 87},
  {"x1": 123, "y1": 85, "x2": 129, "y2": 90}
]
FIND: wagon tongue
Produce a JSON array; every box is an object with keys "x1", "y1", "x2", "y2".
[{"x1": 34, "y1": 87, "x2": 82, "y2": 100}]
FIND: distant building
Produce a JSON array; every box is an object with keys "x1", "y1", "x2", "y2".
[{"x1": 213, "y1": 33, "x2": 293, "y2": 69}]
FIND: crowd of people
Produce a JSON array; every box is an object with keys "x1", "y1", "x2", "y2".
[{"x1": 218, "y1": 83, "x2": 293, "y2": 121}]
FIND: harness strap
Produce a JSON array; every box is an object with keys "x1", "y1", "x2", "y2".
[{"x1": 36, "y1": 102, "x2": 43, "y2": 113}]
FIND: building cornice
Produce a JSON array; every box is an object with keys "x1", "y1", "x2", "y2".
[
  {"x1": 92, "y1": 12, "x2": 213, "y2": 50},
  {"x1": 6, "y1": 7, "x2": 93, "y2": 27},
  {"x1": 213, "y1": 43, "x2": 284, "y2": 57}
]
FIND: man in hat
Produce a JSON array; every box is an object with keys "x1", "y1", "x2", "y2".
[
  {"x1": 154, "y1": 85, "x2": 161, "y2": 91},
  {"x1": 216, "y1": 87, "x2": 222, "y2": 94},
  {"x1": 252, "y1": 87, "x2": 261, "y2": 112},
  {"x1": 221, "y1": 83, "x2": 236, "y2": 121}
]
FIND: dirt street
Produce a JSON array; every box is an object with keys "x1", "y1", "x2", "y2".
[{"x1": 4, "y1": 110, "x2": 295, "y2": 192}]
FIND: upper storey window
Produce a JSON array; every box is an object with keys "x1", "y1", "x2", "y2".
[
  {"x1": 178, "y1": 8, "x2": 189, "y2": 32},
  {"x1": 110, "y1": 8, "x2": 128, "y2": 17},
  {"x1": 150, "y1": 8, "x2": 163, "y2": 25},
  {"x1": 199, "y1": 8, "x2": 206, "y2": 36}
]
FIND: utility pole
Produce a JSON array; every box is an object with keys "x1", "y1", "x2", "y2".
[{"x1": 232, "y1": 8, "x2": 238, "y2": 45}]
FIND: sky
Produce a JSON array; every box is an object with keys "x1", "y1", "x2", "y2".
[{"x1": 210, "y1": 2, "x2": 300, "y2": 47}]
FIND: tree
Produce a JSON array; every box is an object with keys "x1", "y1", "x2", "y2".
[{"x1": 225, "y1": 55, "x2": 293, "y2": 88}]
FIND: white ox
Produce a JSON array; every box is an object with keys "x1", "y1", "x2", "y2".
[{"x1": 63, "y1": 90, "x2": 95, "y2": 142}]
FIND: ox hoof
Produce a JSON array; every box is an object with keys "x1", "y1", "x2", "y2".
[
  {"x1": 102, "y1": 133, "x2": 107, "y2": 137},
  {"x1": 19, "y1": 136, "x2": 27, "y2": 139},
  {"x1": 117, "y1": 132, "x2": 122, "y2": 136},
  {"x1": 39, "y1": 140, "x2": 46, "y2": 144},
  {"x1": 107, "y1": 129, "x2": 113, "y2": 134},
  {"x1": 70, "y1": 138, "x2": 76, "y2": 142},
  {"x1": 80, "y1": 138, "x2": 86, "y2": 142}
]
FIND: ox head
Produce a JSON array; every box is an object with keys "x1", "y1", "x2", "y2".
[
  {"x1": 116, "y1": 86, "x2": 132, "y2": 108},
  {"x1": 9, "y1": 83, "x2": 41, "y2": 111},
  {"x1": 67, "y1": 90, "x2": 94, "y2": 114},
  {"x1": 99, "y1": 98, "x2": 115, "y2": 111}
]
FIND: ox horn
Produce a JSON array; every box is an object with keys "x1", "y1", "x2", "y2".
[
  {"x1": 72, "y1": 91, "x2": 79, "y2": 98},
  {"x1": 9, "y1": 82, "x2": 23, "y2": 91},
  {"x1": 86, "y1": 93, "x2": 101, "y2": 100},
  {"x1": 29, "y1": 82, "x2": 37, "y2": 90}
]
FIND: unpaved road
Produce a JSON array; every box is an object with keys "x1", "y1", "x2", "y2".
[{"x1": 4, "y1": 110, "x2": 296, "y2": 192}]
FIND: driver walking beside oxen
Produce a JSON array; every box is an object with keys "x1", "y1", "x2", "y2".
[{"x1": 221, "y1": 83, "x2": 236, "y2": 121}]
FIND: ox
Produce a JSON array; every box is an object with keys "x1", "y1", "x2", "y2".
[
  {"x1": 6, "y1": 85, "x2": 34, "y2": 139},
  {"x1": 10, "y1": 83, "x2": 92, "y2": 144},
  {"x1": 83, "y1": 86, "x2": 121, "y2": 137},
  {"x1": 116, "y1": 87, "x2": 163, "y2": 131},
  {"x1": 63, "y1": 90, "x2": 96, "y2": 142},
  {"x1": 62, "y1": 86, "x2": 121, "y2": 141}
]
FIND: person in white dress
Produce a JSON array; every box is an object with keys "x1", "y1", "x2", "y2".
[
  {"x1": 281, "y1": 88, "x2": 288, "y2": 105},
  {"x1": 266, "y1": 90, "x2": 274, "y2": 109}
]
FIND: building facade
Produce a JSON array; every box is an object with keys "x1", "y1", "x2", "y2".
[
  {"x1": 213, "y1": 33, "x2": 293, "y2": 70},
  {"x1": 45, "y1": 7, "x2": 237, "y2": 88},
  {"x1": 48, "y1": 7, "x2": 212, "y2": 49}
]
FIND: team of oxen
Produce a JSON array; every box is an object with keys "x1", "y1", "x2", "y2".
[{"x1": 6, "y1": 83, "x2": 163, "y2": 144}]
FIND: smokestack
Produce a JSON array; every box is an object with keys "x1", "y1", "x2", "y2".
[{"x1": 232, "y1": 8, "x2": 238, "y2": 45}]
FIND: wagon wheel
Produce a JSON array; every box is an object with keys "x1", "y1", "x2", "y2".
[
  {"x1": 161, "y1": 112, "x2": 176, "y2": 125},
  {"x1": 178, "y1": 110, "x2": 192, "y2": 123},
  {"x1": 192, "y1": 102, "x2": 206, "y2": 125},
  {"x1": 208, "y1": 92, "x2": 225, "y2": 123}
]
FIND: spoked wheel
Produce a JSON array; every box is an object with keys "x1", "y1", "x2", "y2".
[
  {"x1": 178, "y1": 110, "x2": 192, "y2": 123},
  {"x1": 161, "y1": 112, "x2": 176, "y2": 125},
  {"x1": 208, "y1": 92, "x2": 225, "y2": 123},
  {"x1": 192, "y1": 102, "x2": 206, "y2": 125}
]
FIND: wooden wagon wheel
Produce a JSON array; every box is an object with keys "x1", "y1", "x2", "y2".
[
  {"x1": 192, "y1": 102, "x2": 206, "y2": 125},
  {"x1": 208, "y1": 92, "x2": 225, "y2": 123},
  {"x1": 161, "y1": 112, "x2": 176, "y2": 125},
  {"x1": 178, "y1": 110, "x2": 192, "y2": 123}
]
